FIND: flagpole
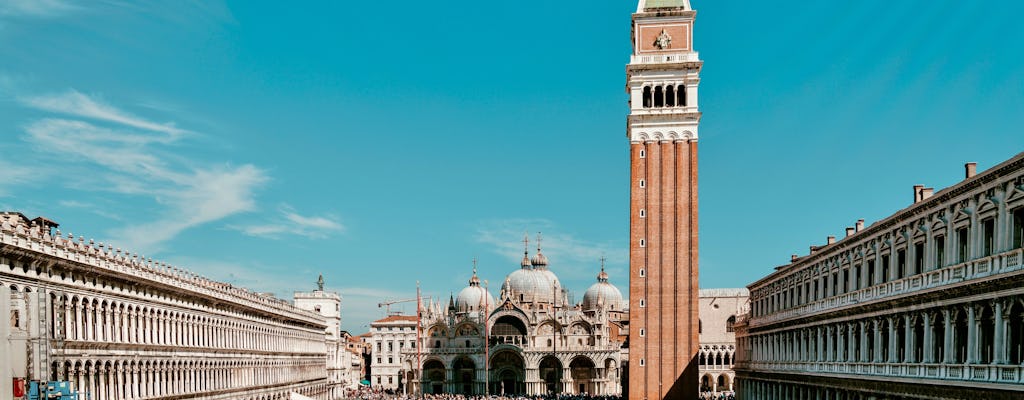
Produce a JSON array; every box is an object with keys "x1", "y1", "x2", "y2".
[
  {"x1": 416, "y1": 281, "x2": 422, "y2": 399},
  {"x1": 484, "y1": 278, "x2": 490, "y2": 397}
]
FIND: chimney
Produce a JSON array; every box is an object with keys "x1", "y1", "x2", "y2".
[
  {"x1": 827, "y1": 235, "x2": 836, "y2": 245},
  {"x1": 845, "y1": 227, "x2": 855, "y2": 237},
  {"x1": 913, "y1": 184, "x2": 924, "y2": 203},
  {"x1": 965, "y1": 162, "x2": 977, "y2": 179},
  {"x1": 856, "y1": 219, "x2": 865, "y2": 232},
  {"x1": 921, "y1": 187, "x2": 934, "y2": 201}
]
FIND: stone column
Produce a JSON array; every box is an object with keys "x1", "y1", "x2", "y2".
[
  {"x1": 75, "y1": 366, "x2": 85, "y2": 399},
  {"x1": 967, "y1": 305, "x2": 978, "y2": 364},
  {"x1": 904, "y1": 314, "x2": 914, "y2": 363},
  {"x1": 859, "y1": 321, "x2": 868, "y2": 362},
  {"x1": 995, "y1": 300, "x2": 1007, "y2": 364},
  {"x1": 943, "y1": 309, "x2": 954, "y2": 363},
  {"x1": 970, "y1": 201, "x2": 980, "y2": 260},
  {"x1": 888, "y1": 317, "x2": 897, "y2": 363},
  {"x1": 87, "y1": 365, "x2": 97, "y2": 400},
  {"x1": 74, "y1": 300, "x2": 84, "y2": 341},
  {"x1": 873, "y1": 320, "x2": 882, "y2": 362},
  {"x1": 848, "y1": 323, "x2": 857, "y2": 362},
  {"x1": 817, "y1": 327, "x2": 824, "y2": 362},
  {"x1": 946, "y1": 212, "x2": 956, "y2": 265},
  {"x1": 997, "y1": 191, "x2": 1008, "y2": 252},
  {"x1": 826, "y1": 326, "x2": 834, "y2": 362},
  {"x1": 923, "y1": 313, "x2": 934, "y2": 363},
  {"x1": 98, "y1": 365, "x2": 107, "y2": 400}
]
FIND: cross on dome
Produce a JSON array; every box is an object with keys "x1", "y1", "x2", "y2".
[{"x1": 530, "y1": 232, "x2": 549, "y2": 267}]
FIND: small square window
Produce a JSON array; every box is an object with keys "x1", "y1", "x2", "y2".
[
  {"x1": 640, "y1": 150, "x2": 646, "y2": 158},
  {"x1": 639, "y1": 180, "x2": 646, "y2": 188},
  {"x1": 639, "y1": 328, "x2": 645, "y2": 337},
  {"x1": 639, "y1": 299, "x2": 646, "y2": 308},
  {"x1": 640, "y1": 239, "x2": 646, "y2": 248},
  {"x1": 639, "y1": 209, "x2": 646, "y2": 218},
  {"x1": 640, "y1": 358, "x2": 645, "y2": 366},
  {"x1": 639, "y1": 268, "x2": 646, "y2": 277}
]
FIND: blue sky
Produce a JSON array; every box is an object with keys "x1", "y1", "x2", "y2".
[{"x1": 1, "y1": 0, "x2": 1022, "y2": 332}]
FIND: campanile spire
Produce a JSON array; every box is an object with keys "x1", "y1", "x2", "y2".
[{"x1": 627, "y1": 1, "x2": 701, "y2": 399}]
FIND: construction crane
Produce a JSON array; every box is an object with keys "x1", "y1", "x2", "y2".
[{"x1": 377, "y1": 297, "x2": 427, "y2": 315}]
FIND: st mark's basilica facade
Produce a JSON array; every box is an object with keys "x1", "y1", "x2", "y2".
[{"x1": 401, "y1": 238, "x2": 629, "y2": 396}]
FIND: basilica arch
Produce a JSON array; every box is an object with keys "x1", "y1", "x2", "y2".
[
  {"x1": 451, "y1": 356, "x2": 477, "y2": 395},
  {"x1": 421, "y1": 359, "x2": 446, "y2": 394},
  {"x1": 538, "y1": 356, "x2": 562, "y2": 395},
  {"x1": 569, "y1": 355, "x2": 596, "y2": 395},
  {"x1": 489, "y1": 350, "x2": 525, "y2": 395}
]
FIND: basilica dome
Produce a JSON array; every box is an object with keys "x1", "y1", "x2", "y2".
[
  {"x1": 502, "y1": 266, "x2": 556, "y2": 304},
  {"x1": 582, "y1": 267, "x2": 626, "y2": 311},
  {"x1": 454, "y1": 269, "x2": 495, "y2": 313}
]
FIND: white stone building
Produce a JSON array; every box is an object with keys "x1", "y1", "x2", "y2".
[
  {"x1": 400, "y1": 238, "x2": 628, "y2": 397},
  {"x1": 0, "y1": 212, "x2": 339, "y2": 400},
  {"x1": 697, "y1": 288, "x2": 748, "y2": 395},
  {"x1": 735, "y1": 155, "x2": 1024, "y2": 399},
  {"x1": 293, "y1": 277, "x2": 366, "y2": 392},
  {"x1": 369, "y1": 314, "x2": 418, "y2": 391}
]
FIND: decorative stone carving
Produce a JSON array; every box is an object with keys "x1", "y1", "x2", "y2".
[{"x1": 654, "y1": 29, "x2": 672, "y2": 49}]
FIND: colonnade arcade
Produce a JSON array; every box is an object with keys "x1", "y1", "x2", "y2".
[
  {"x1": 47, "y1": 292, "x2": 323, "y2": 353},
  {"x1": 53, "y1": 358, "x2": 326, "y2": 400},
  {"x1": 418, "y1": 351, "x2": 616, "y2": 396},
  {"x1": 740, "y1": 292, "x2": 1024, "y2": 384},
  {"x1": 737, "y1": 379, "x2": 929, "y2": 400},
  {"x1": 698, "y1": 343, "x2": 735, "y2": 393}
]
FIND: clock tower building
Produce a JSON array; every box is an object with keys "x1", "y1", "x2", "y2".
[{"x1": 626, "y1": 1, "x2": 701, "y2": 399}]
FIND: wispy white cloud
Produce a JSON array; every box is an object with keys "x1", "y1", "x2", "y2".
[
  {"x1": 233, "y1": 204, "x2": 344, "y2": 239},
  {"x1": 0, "y1": 159, "x2": 36, "y2": 196},
  {"x1": 109, "y1": 165, "x2": 267, "y2": 252},
  {"x1": 474, "y1": 218, "x2": 626, "y2": 283},
  {"x1": 0, "y1": 0, "x2": 78, "y2": 18},
  {"x1": 57, "y1": 199, "x2": 124, "y2": 221},
  {"x1": 20, "y1": 89, "x2": 267, "y2": 253},
  {"x1": 23, "y1": 90, "x2": 189, "y2": 137}
]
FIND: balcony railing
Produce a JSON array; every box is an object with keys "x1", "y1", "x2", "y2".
[
  {"x1": 738, "y1": 360, "x2": 1024, "y2": 385},
  {"x1": 750, "y1": 248, "x2": 1024, "y2": 328},
  {"x1": 630, "y1": 52, "x2": 701, "y2": 64}
]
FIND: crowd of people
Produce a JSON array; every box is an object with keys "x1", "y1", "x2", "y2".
[
  {"x1": 343, "y1": 387, "x2": 624, "y2": 400},
  {"x1": 345, "y1": 387, "x2": 734, "y2": 400},
  {"x1": 699, "y1": 392, "x2": 736, "y2": 400}
]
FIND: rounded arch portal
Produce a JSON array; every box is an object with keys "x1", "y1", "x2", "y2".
[
  {"x1": 570, "y1": 356, "x2": 596, "y2": 395},
  {"x1": 422, "y1": 359, "x2": 446, "y2": 394},
  {"x1": 539, "y1": 356, "x2": 562, "y2": 395},
  {"x1": 489, "y1": 350, "x2": 525, "y2": 395}
]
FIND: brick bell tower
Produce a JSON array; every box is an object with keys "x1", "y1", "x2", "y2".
[{"x1": 626, "y1": 1, "x2": 701, "y2": 399}]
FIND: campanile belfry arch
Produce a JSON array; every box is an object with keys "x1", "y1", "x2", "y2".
[{"x1": 626, "y1": 1, "x2": 701, "y2": 399}]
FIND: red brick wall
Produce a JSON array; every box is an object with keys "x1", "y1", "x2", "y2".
[{"x1": 629, "y1": 140, "x2": 698, "y2": 400}]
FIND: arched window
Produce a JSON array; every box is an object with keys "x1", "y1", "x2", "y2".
[
  {"x1": 679, "y1": 85, "x2": 687, "y2": 107},
  {"x1": 726, "y1": 316, "x2": 736, "y2": 333},
  {"x1": 665, "y1": 85, "x2": 675, "y2": 107},
  {"x1": 653, "y1": 86, "x2": 664, "y2": 108},
  {"x1": 699, "y1": 320, "x2": 703, "y2": 334},
  {"x1": 642, "y1": 86, "x2": 652, "y2": 108}
]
